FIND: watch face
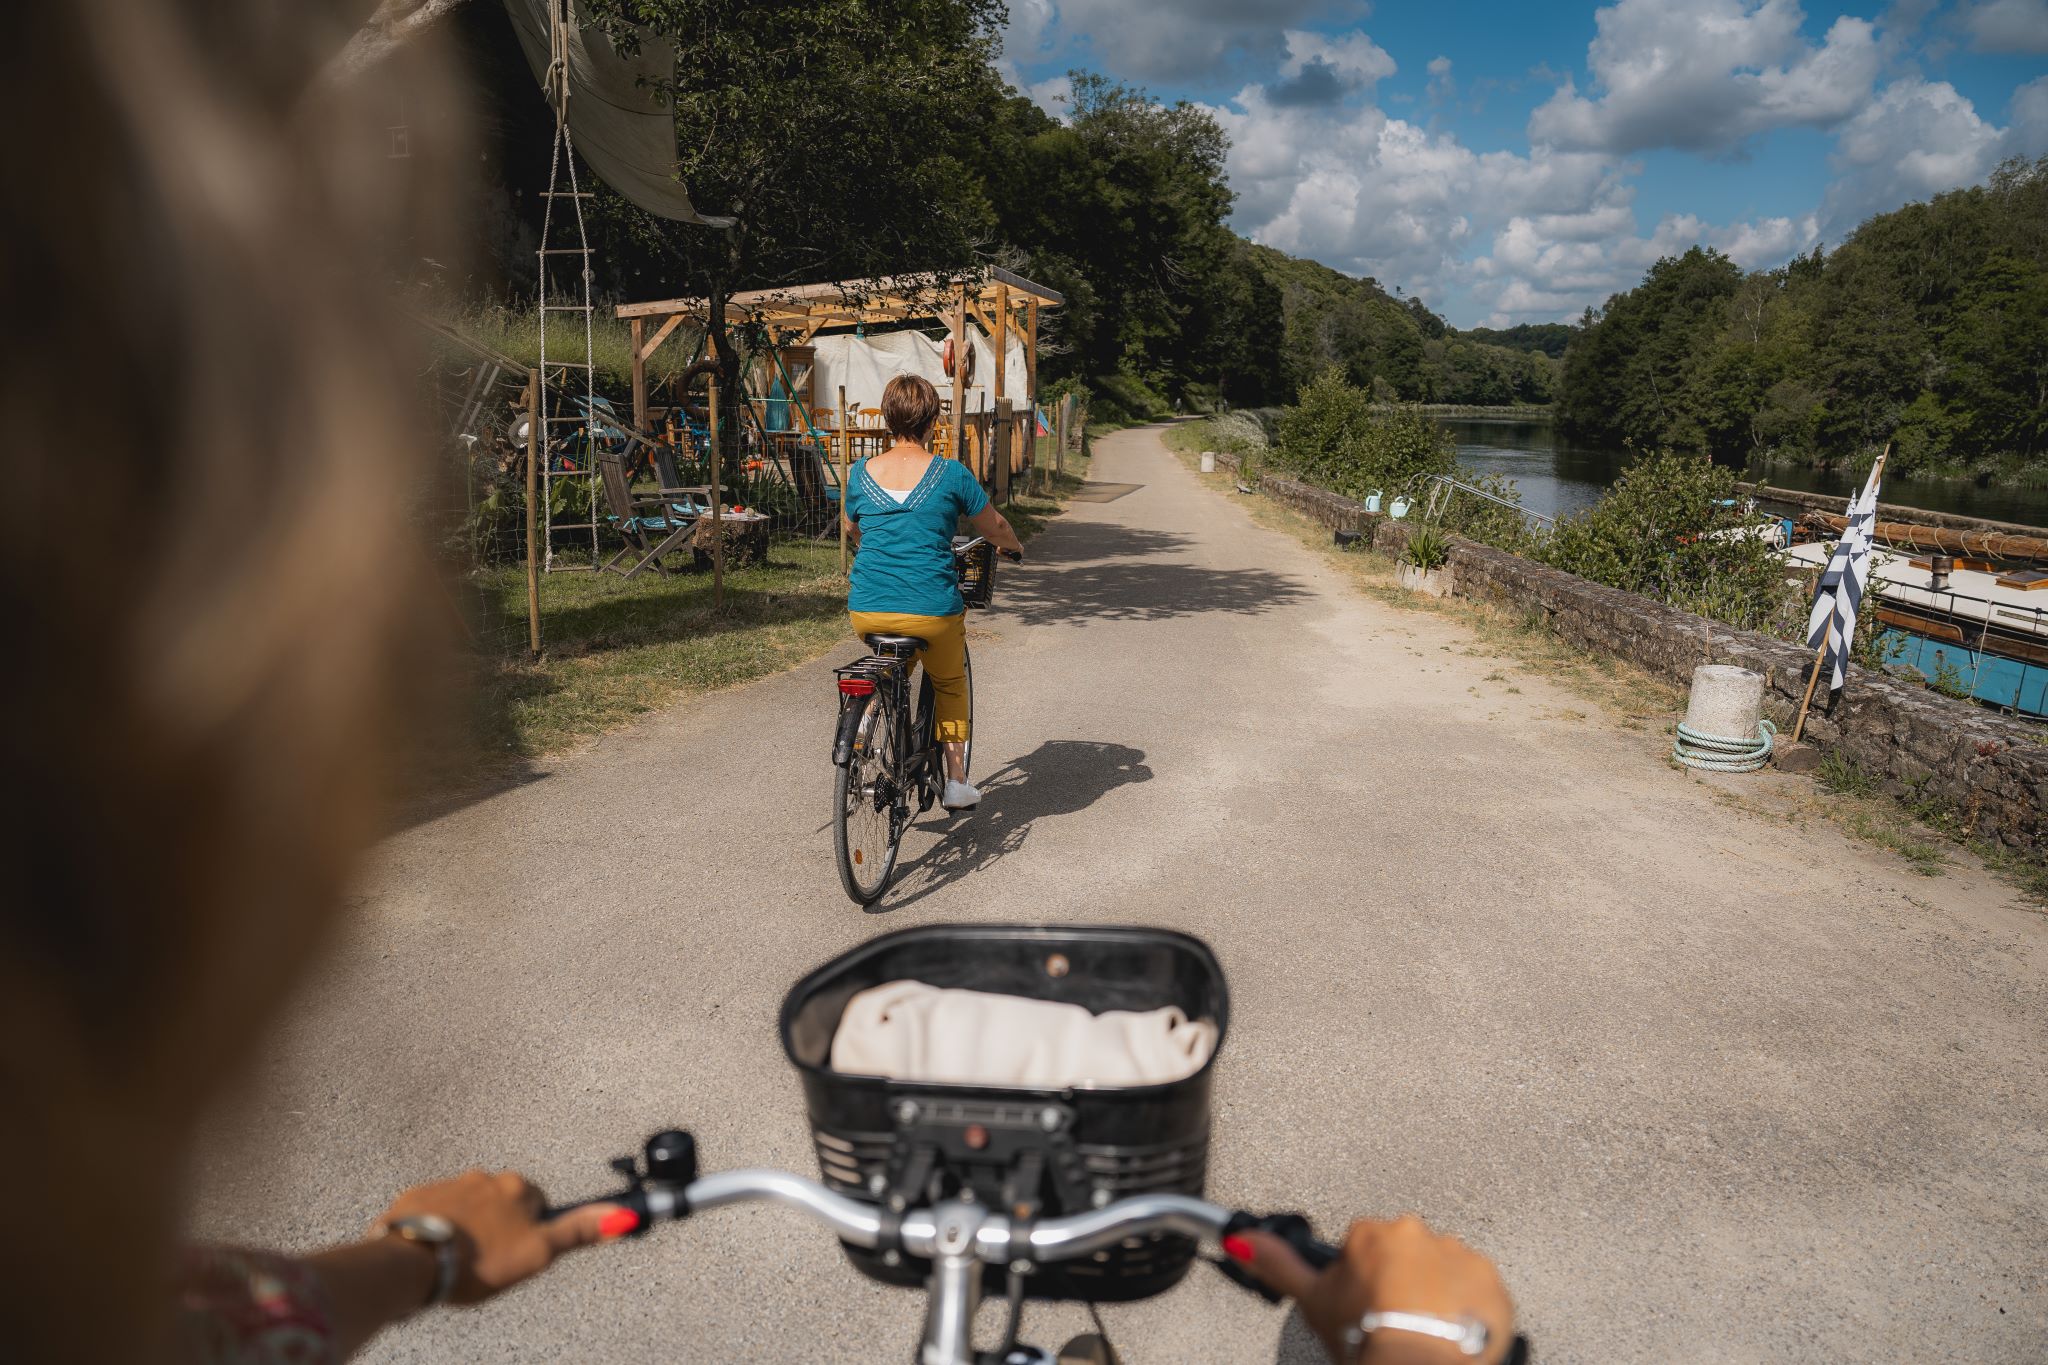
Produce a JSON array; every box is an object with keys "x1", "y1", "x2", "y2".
[{"x1": 400, "y1": 1214, "x2": 456, "y2": 1244}]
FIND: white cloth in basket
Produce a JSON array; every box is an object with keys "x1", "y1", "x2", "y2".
[{"x1": 828, "y1": 981, "x2": 1217, "y2": 1089}]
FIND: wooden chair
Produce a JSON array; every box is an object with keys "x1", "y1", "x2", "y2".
[
  {"x1": 651, "y1": 446, "x2": 714, "y2": 519},
  {"x1": 596, "y1": 450, "x2": 701, "y2": 579}
]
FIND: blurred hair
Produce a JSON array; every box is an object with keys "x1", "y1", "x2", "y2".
[
  {"x1": 881, "y1": 373, "x2": 941, "y2": 444},
  {"x1": 0, "y1": 1, "x2": 462, "y2": 1354}
]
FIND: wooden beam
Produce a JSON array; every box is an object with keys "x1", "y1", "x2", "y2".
[
  {"x1": 949, "y1": 284, "x2": 968, "y2": 464},
  {"x1": 1025, "y1": 300, "x2": 1040, "y2": 401},
  {"x1": 991, "y1": 281, "x2": 1009, "y2": 405},
  {"x1": 617, "y1": 267, "x2": 1065, "y2": 322},
  {"x1": 1025, "y1": 300, "x2": 1040, "y2": 490},
  {"x1": 839, "y1": 384, "x2": 849, "y2": 578},
  {"x1": 709, "y1": 377, "x2": 725, "y2": 611},
  {"x1": 638, "y1": 310, "x2": 690, "y2": 361},
  {"x1": 630, "y1": 318, "x2": 648, "y2": 433},
  {"x1": 524, "y1": 373, "x2": 541, "y2": 656}
]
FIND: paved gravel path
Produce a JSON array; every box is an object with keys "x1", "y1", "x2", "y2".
[{"x1": 192, "y1": 424, "x2": 2048, "y2": 1362}]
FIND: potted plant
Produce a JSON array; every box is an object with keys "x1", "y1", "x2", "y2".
[{"x1": 1397, "y1": 526, "x2": 1454, "y2": 597}]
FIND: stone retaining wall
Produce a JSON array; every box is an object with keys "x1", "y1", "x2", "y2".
[{"x1": 1206, "y1": 449, "x2": 2048, "y2": 855}]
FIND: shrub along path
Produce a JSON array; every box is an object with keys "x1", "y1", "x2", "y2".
[{"x1": 192, "y1": 424, "x2": 2046, "y2": 1362}]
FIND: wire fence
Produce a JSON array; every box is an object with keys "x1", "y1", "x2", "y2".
[{"x1": 414, "y1": 328, "x2": 538, "y2": 659}]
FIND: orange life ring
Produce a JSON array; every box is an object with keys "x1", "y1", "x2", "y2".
[{"x1": 942, "y1": 337, "x2": 976, "y2": 385}]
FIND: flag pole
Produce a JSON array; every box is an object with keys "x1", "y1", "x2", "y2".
[{"x1": 1791, "y1": 619, "x2": 1834, "y2": 744}]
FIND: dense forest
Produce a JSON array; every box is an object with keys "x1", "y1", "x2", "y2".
[
  {"x1": 1558, "y1": 156, "x2": 2048, "y2": 480},
  {"x1": 455, "y1": 1, "x2": 1550, "y2": 421}
]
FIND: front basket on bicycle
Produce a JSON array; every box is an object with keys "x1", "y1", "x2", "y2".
[
  {"x1": 953, "y1": 536, "x2": 997, "y2": 609},
  {"x1": 779, "y1": 923, "x2": 1229, "y2": 1301}
]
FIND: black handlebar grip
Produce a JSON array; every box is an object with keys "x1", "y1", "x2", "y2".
[
  {"x1": 1217, "y1": 1211, "x2": 1340, "y2": 1303},
  {"x1": 1000, "y1": 548, "x2": 1023, "y2": 563}
]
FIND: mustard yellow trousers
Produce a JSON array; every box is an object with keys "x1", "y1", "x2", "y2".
[{"x1": 849, "y1": 611, "x2": 970, "y2": 743}]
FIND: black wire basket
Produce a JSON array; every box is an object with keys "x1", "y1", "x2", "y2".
[
  {"x1": 780, "y1": 924, "x2": 1230, "y2": 1301},
  {"x1": 954, "y1": 536, "x2": 997, "y2": 609}
]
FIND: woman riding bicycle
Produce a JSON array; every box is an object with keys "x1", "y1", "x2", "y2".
[{"x1": 843, "y1": 373, "x2": 1024, "y2": 812}]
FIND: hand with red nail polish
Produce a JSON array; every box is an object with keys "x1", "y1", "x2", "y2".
[{"x1": 375, "y1": 1169, "x2": 629, "y2": 1307}]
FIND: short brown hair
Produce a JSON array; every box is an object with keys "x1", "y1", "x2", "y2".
[{"x1": 881, "y1": 374, "x2": 941, "y2": 443}]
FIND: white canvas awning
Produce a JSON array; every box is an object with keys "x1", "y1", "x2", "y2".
[
  {"x1": 808, "y1": 330, "x2": 1029, "y2": 421},
  {"x1": 503, "y1": 0, "x2": 733, "y2": 228}
]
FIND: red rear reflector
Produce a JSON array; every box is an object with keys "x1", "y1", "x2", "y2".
[{"x1": 839, "y1": 678, "x2": 875, "y2": 696}]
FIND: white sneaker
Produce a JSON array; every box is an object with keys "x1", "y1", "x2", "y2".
[{"x1": 941, "y1": 778, "x2": 981, "y2": 810}]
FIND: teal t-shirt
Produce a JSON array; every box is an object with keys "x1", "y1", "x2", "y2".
[{"x1": 846, "y1": 455, "x2": 990, "y2": 617}]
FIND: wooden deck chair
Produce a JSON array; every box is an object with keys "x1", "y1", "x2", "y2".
[
  {"x1": 596, "y1": 450, "x2": 700, "y2": 579},
  {"x1": 651, "y1": 446, "x2": 713, "y2": 519}
]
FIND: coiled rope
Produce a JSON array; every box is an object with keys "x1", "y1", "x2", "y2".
[{"x1": 1672, "y1": 719, "x2": 1777, "y2": 773}]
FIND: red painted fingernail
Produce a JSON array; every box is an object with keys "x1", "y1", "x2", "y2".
[
  {"x1": 1222, "y1": 1235, "x2": 1253, "y2": 1264},
  {"x1": 598, "y1": 1208, "x2": 640, "y2": 1239}
]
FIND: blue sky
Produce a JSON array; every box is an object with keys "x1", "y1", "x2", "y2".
[{"x1": 998, "y1": 0, "x2": 2048, "y2": 326}]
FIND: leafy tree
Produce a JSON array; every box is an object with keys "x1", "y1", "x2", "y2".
[
  {"x1": 1559, "y1": 246, "x2": 1743, "y2": 448},
  {"x1": 1539, "y1": 450, "x2": 1791, "y2": 632},
  {"x1": 1274, "y1": 369, "x2": 1456, "y2": 495},
  {"x1": 1558, "y1": 156, "x2": 2048, "y2": 481},
  {"x1": 581, "y1": 0, "x2": 1008, "y2": 399},
  {"x1": 1459, "y1": 323, "x2": 1573, "y2": 358}
]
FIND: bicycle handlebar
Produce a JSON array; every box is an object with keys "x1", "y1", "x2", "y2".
[
  {"x1": 953, "y1": 535, "x2": 1023, "y2": 564},
  {"x1": 552, "y1": 1163, "x2": 1334, "y2": 1278},
  {"x1": 543, "y1": 1135, "x2": 1394, "y2": 1364}
]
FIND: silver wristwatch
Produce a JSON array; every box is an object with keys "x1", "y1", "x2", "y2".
[
  {"x1": 1343, "y1": 1310, "x2": 1491, "y2": 1360},
  {"x1": 381, "y1": 1214, "x2": 461, "y2": 1307}
]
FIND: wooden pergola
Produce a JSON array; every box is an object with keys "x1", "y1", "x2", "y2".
[{"x1": 615, "y1": 266, "x2": 1063, "y2": 474}]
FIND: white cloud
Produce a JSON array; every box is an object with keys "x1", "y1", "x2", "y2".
[
  {"x1": 1281, "y1": 30, "x2": 1397, "y2": 85},
  {"x1": 1961, "y1": 0, "x2": 2048, "y2": 53},
  {"x1": 1007, "y1": 1, "x2": 2044, "y2": 326},
  {"x1": 1213, "y1": 65, "x2": 1811, "y2": 325},
  {"x1": 1426, "y1": 55, "x2": 1455, "y2": 104},
  {"x1": 1822, "y1": 77, "x2": 2008, "y2": 230},
  {"x1": 998, "y1": 0, "x2": 1357, "y2": 85},
  {"x1": 2009, "y1": 75, "x2": 2048, "y2": 152},
  {"x1": 1528, "y1": 0, "x2": 1881, "y2": 154},
  {"x1": 1025, "y1": 74, "x2": 1074, "y2": 118}
]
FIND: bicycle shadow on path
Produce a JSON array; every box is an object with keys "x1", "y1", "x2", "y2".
[{"x1": 875, "y1": 739, "x2": 1153, "y2": 911}]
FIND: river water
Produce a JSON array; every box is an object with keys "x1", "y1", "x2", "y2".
[{"x1": 1441, "y1": 417, "x2": 2048, "y2": 529}]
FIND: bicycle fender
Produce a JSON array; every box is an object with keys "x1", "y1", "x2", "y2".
[{"x1": 832, "y1": 694, "x2": 873, "y2": 767}]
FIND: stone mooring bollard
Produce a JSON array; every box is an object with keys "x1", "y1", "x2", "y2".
[
  {"x1": 1685, "y1": 665, "x2": 1765, "y2": 738},
  {"x1": 1673, "y1": 665, "x2": 1775, "y2": 772}
]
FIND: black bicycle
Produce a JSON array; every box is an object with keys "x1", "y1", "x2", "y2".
[{"x1": 831, "y1": 536, "x2": 1015, "y2": 906}]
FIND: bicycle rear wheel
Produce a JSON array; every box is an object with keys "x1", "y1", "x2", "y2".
[
  {"x1": 833, "y1": 693, "x2": 901, "y2": 905},
  {"x1": 960, "y1": 643, "x2": 974, "y2": 780}
]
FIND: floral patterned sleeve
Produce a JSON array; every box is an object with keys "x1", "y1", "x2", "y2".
[{"x1": 175, "y1": 1246, "x2": 338, "y2": 1365}]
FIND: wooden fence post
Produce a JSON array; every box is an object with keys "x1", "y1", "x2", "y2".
[
  {"x1": 524, "y1": 372, "x2": 542, "y2": 656},
  {"x1": 838, "y1": 384, "x2": 849, "y2": 578},
  {"x1": 709, "y1": 376, "x2": 725, "y2": 611},
  {"x1": 994, "y1": 399, "x2": 1013, "y2": 506},
  {"x1": 629, "y1": 317, "x2": 647, "y2": 434}
]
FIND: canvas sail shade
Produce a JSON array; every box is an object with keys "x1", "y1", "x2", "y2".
[{"x1": 503, "y1": 0, "x2": 734, "y2": 228}]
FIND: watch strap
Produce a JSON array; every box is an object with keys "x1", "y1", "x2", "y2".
[{"x1": 381, "y1": 1216, "x2": 460, "y2": 1308}]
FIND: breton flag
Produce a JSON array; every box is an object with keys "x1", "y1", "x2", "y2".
[{"x1": 1804, "y1": 447, "x2": 1889, "y2": 693}]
